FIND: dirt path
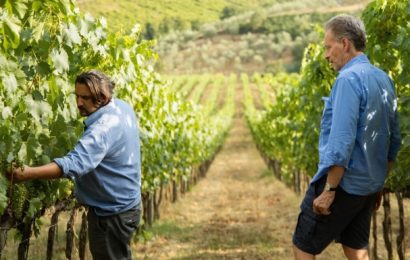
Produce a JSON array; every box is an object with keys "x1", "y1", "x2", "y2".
[{"x1": 133, "y1": 86, "x2": 345, "y2": 259}]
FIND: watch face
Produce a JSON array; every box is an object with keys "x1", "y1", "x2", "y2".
[{"x1": 325, "y1": 183, "x2": 336, "y2": 192}]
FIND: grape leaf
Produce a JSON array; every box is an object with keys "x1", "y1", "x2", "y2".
[{"x1": 50, "y1": 48, "x2": 69, "y2": 74}]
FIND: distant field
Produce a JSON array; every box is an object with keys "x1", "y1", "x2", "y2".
[{"x1": 76, "y1": 0, "x2": 282, "y2": 33}]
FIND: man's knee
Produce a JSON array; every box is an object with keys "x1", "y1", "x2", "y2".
[
  {"x1": 293, "y1": 244, "x2": 315, "y2": 260},
  {"x1": 342, "y1": 245, "x2": 369, "y2": 260}
]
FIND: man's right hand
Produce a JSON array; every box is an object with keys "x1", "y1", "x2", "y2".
[
  {"x1": 5, "y1": 165, "x2": 29, "y2": 183},
  {"x1": 6, "y1": 162, "x2": 63, "y2": 182}
]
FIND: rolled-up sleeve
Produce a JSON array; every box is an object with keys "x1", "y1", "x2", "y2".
[
  {"x1": 54, "y1": 125, "x2": 109, "y2": 178},
  {"x1": 321, "y1": 77, "x2": 361, "y2": 168}
]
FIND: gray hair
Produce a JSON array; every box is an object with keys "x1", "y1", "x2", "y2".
[{"x1": 325, "y1": 14, "x2": 366, "y2": 51}]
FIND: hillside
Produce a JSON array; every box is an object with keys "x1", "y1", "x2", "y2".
[
  {"x1": 76, "y1": 0, "x2": 283, "y2": 34},
  {"x1": 77, "y1": 0, "x2": 369, "y2": 74},
  {"x1": 155, "y1": 1, "x2": 369, "y2": 74}
]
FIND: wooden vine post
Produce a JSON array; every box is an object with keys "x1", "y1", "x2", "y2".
[
  {"x1": 382, "y1": 192, "x2": 393, "y2": 260},
  {"x1": 65, "y1": 207, "x2": 77, "y2": 260},
  {"x1": 79, "y1": 208, "x2": 88, "y2": 260},
  {"x1": 395, "y1": 191, "x2": 405, "y2": 260}
]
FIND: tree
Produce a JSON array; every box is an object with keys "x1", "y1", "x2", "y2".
[
  {"x1": 144, "y1": 22, "x2": 156, "y2": 40},
  {"x1": 220, "y1": 6, "x2": 238, "y2": 20}
]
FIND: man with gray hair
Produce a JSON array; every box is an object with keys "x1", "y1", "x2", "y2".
[
  {"x1": 7, "y1": 70, "x2": 142, "y2": 260},
  {"x1": 292, "y1": 15, "x2": 401, "y2": 259}
]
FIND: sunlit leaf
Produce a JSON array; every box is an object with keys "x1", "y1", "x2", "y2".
[
  {"x1": 50, "y1": 48, "x2": 69, "y2": 74},
  {"x1": 2, "y1": 16, "x2": 21, "y2": 48}
]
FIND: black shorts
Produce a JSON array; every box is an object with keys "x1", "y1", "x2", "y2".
[{"x1": 292, "y1": 176, "x2": 377, "y2": 255}]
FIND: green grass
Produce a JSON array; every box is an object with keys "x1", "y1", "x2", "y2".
[{"x1": 76, "y1": 0, "x2": 284, "y2": 33}]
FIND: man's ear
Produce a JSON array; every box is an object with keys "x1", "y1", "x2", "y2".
[
  {"x1": 98, "y1": 94, "x2": 109, "y2": 106},
  {"x1": 341, "y1": 37, "x2": 353, "y2": 52}
]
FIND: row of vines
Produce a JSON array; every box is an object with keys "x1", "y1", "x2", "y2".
[
  {"x1": 244, "y1": 0, "x2": 409, "y2": 259},
  {"x1": 0, "y1": 0, "x2": 234, "y2": 259}
]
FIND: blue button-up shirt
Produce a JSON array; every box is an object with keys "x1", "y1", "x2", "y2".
[
  {"x1": 311, "y1": 54, "x2": 401, "y2": 195},
  {"x1": 54, "y1": 98, "x2": 141, "y2": 216}
]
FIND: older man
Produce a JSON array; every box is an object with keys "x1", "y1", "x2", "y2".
[{"x1": 292, "y1": 15, "x2": 401, "y2": 259}]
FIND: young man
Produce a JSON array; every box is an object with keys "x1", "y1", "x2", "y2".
[
  {"x1": 292, "y1": 15, "x2": 401, "y2": 259},
  {"x1": 7, "y1": 70, "x2": 141, "y2": 260}
]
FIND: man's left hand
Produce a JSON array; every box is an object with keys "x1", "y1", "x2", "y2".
[{"x1": 313, "y1": 191, "x2": 336, "y2": 215}]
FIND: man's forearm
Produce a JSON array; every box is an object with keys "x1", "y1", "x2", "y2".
[
  {"x1": 326, "y1": 165, "x2": 345, "y2": 188},
  {"x1": 15, "y1": 162, "x2": 63, "y2": 182}
]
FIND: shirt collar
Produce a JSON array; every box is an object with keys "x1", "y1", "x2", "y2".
[
  {"x1": 84, "y1": 98, "x2": 115, "y2": 128},
  {"x1": 340, "y1": 53, "x2": 369, "y2": 72}
]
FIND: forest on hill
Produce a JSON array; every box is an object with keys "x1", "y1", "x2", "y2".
[
  {"x1": 78, "y1": 0, "x2": 369, "y2": 74},
  {"x1": 77, "y1": 0, "x2": 285, "y2": 34}
]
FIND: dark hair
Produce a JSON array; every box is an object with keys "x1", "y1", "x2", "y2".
[
  {"x1": 75, "y1": 70, "x2": 115, "y2": 106},
  {"x1": 325, "y1": 14, "x2": 366, "y2": 51}
]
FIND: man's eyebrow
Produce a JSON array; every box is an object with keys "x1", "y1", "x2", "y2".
[{"x1": 75, "y1": 93, "x2": 93, "y2": 99}]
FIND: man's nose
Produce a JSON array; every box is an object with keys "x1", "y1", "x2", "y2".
[{"x1": 76, "y1": 97, "x2": 83, "y2": 106}]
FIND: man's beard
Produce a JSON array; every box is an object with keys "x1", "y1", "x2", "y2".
[{"x1": 78, "y1": 107, "x2": 91, "y2": 116}]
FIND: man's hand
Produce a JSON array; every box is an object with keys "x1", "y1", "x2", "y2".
[
  {"x1": 5, "y1": 165, "x2": 30, "y2": 183},
  {"x1": 6, "y1": 165, "x2": 28, "y2": 183},
  {"x1": 313, "y1": 191, "x2": 336, "y2": 215}
]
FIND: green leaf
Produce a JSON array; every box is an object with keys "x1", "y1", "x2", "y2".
[
  {"x1": 2, "y1": 73, "x2": 18, "y2": 94},
  {"x1": 11, "y1": 0, "x2": 28, "y2": 20},
  {"x1": 39, "y1": 155, "x2": 50, "y2": 165},
  {"x1": 57, "y1": 0, "x2": 72, "y2": 16},
  {"x1": 6, "y1": 152, "x2": 14, "y2": 163},
  {"x1": 50, "y1": 48, "x2": 69, "y2": 74},
  {"x1": 1, "y1": 106, "x2": 12, "y2": 119},
  {"x1": 0, "y1": 175, "x2": 8, "y2": 215},
  {"x1": 63, "y1": 23, "x2": 81, "y2": 47},
  {"x1": 37, "y1": 61, "x2": 51, "y2": 76},
  {"x1": 38, "y1": 100, "x2": 52, "y2": 115},
  {"x1": 27, "y1": 134, "x2": 42, "y2": 161},
  {"x1": 26, "y1": 195, "x2": 43, "y2": 219},
  {"x1": 31, "y1": 1, "x2": 42, "y2": 12},
  {"x1": 25, "y1": 96, "x2": 51, "y2": 122},
  {"x1": 32, "y1": 21, "x2": 44, "y2": 42},
  {"x1": 2, "y1": 16, "x2": 21, "y2": 49},
  {"x1": 18, "y1": 142, "x2": 27, "y2": 162}
]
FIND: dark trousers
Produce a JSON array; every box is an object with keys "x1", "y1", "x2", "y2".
[{"x1": 88, "y1": 206, "x2": 141, "y2": 260}]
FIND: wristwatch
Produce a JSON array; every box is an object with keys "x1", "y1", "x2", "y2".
[{"x1": 324, "y1": 183, "x2": 337, "y2": 192}]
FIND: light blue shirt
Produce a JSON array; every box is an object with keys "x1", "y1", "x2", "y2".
[
  {"x1": 54, "y1": 98, "x2": 141, "y2": 216},
  {"x1": 311, "y1": 54, "x2": 401, "y2": 195}
]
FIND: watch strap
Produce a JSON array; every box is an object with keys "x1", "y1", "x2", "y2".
[{"x1": 325, "y1": 183, "x2": 337, "y2": 192}]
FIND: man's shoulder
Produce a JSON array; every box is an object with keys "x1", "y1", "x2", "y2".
[
  {"x1": 110, "y1": 98, "x2": 138, "y2": 124},
  {"x1": 112, "y1": 98, "x2": 134, "y2": 111},
  {"x1": 90, "y1": 99, "x2": 126, "y2": 126},
  {"x1": 338, "y1": 61, "x2": 389, "y2": 81}
]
